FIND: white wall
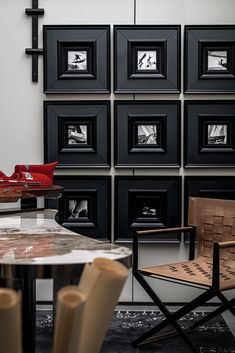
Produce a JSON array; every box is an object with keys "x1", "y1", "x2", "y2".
[{"x1": 1, "y1": 0, "x2": 235, "y2": 302}]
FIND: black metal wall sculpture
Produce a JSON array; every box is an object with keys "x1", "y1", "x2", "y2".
[{"x1": 25, "y1": 0, "x2": 44, "y2": 82}]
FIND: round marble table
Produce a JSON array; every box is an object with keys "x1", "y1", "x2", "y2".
[{"x1": 0, "y1": 209, "x2": 132, "y2": 353}]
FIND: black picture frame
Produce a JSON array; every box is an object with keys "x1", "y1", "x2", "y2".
[
  {"x1": 114, "y1": 101, "x2": 181, "y2": 167},
  {"x1": 184, "y1": 25, "x2": 235, "y2": 93},
  {"x1": 184, "y1": 101, "x2": 235, "y2": 168},
  {"x1": 115, "y1": 176, "x2": 181, "y2": 242},
  {"x1": 44, "y1": 101, "x2": 110, "y2": 168},
  {"x1": 43, "y1": 25, "x2": 110, "y2": 93},
  {"x1": 114, "y1": 25, "x2": 181, "y2": 93},
  {"x1": 47, "y1": 176, "x2": 111, "y2": 241}
]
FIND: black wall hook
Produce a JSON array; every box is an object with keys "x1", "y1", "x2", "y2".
[{"x1": 25, "y1": 0, "x2": 44, "y2": 82}]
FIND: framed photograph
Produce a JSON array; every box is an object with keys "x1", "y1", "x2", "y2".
[
  {"x1": 47, "y1": 176, "x2": 111, "y2": 240},
  {"x1": 44, "y1": 101, "x2": 110, "y2": 168},
  {"x1": 114, "y1": 101, "x2": 181, "y2": 167},
  {"x1": 184, "y1": 26, "x2": 235, "y2": 93},
  {"x1": 114, "y1": 25, "x2": 181, "y2": 93},
  {"x1": 43, "y1": 25, "x2": 110, "y2": 93},
  {"x1": 115, "y1": 176, "x2": 181, "y2": 242},
  {"x1": 184, "y1": 101, "x2": 235, "y2": 167}
]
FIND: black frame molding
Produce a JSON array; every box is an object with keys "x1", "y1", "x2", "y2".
[
  {"x1": 43, "y1": 25, "x2": 110, "y2": 93},
  {"x1": 184, "y1": 101, "x2": 235, "y2": 168},
  {"x1": 44, "y1": 101, "x2": 111, "y2": 168},
  {"x1": 115, "y1": 176, "x2": 182, "y2": 243},
  {"x1": 47, "y1": 176, "x2": 111, "y2": 241},
  {"x1": 184, "y1": 25, "x2": 235, "y2": 93},
  {"x1": 114, "y1": 101, "x2": 181, "y2": 167},
  {"x1": 114, "y1": 25, "x2": 181, "y2": 93}
]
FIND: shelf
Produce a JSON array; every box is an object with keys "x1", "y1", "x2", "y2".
[{"x1": 0, "y1": 185, "x2": 64, "y2": 203}]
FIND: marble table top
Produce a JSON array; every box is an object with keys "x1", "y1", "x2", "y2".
[{"x1": 0, "y1": 209, "x2": 132, "y2": 279}]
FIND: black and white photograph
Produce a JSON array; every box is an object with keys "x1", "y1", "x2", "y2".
[
  {"x1": 207, "y1": 124, "x2": 228, "y2": 144},
  {"x1": 67, "y1": 124, "x2": 87, "y2": 144},
  {"x1": 207, "y1": 50, "x2": 228, "y2": 71},
  {"x1": 67, "y1": 50, "x2": 87, "y2": 71},
  {"x1": 137, "y1": 124, "x2": 158, "y2": 145},
  {"x1": 68, "y1": 199, "x2": 88, "y2": 219},
  {"x1": 135, "y1": 197, "x2": 159, "y2": 220},
  {"x1": 137, "y1": 50, "x2": 157, "y2": 71}
]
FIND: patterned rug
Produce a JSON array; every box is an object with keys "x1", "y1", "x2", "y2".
[{"x1": 36, "y1": 310, "x2": 235, "y2": 353}]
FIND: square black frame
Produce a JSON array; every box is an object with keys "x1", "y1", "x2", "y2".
[
  {"x1": 184, "y1": 101, "x2": 235, "y2": 167},
  {"x1": 115, "y1": 176, "x2": 181, "y2": 242},
  {"x1": 44, "y1": 101, "x2": 110, "y2": 168},
  {"x1": 114, "y1": 25, "x2": 181, "y2": 93},
  {"x1": 114, "y1": 101, "x2": 181, "y2": 167},
  {"x1": 184, "y1": 176, "x2": 235, "y2": 230},
  {"x1": 47, "y1": 176, "x2": 111, "y2": 240},
  {"x1": 43, "y1": 25, "x2": 110, "y2": 93},
  {"x1": 184, "y1": 25, "x2": 235, "y2": 93}
]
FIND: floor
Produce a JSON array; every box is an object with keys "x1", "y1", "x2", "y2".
[
  {"x1": 38, "y1": 304, "x2": 235, "y2": 337},
  {"x1": 117, "y1": 305, "x2": 235, "y2": 337}
]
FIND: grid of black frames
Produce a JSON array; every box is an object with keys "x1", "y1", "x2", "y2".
[
  {"x1": 43, "y1": 25, "x2": 235, "y2": 241},
  {"x1": 43, "y1": 24, "x2": 235, "y2": 94},
  {"x1": 44, "y1": 100, "x2": 235, "y2": 169}
]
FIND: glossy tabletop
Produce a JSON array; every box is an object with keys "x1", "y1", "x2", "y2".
[
  {"x1": 0, "y1": 209, "x2": 132, "y2": 279},
  {"x1": 0, "y1": 208, "x2": 132, "y2": 353}
]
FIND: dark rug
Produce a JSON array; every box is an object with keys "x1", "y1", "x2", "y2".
[{"x1": 36, "y1": 310, "x2": 235, "y2": 353}]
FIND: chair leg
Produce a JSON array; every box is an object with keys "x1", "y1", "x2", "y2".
[
  {"x1": 133, "y1": 271, "x2": 216, "y2": 353},
  {"x1": 190, "y1": 296, "x2": 235, "y2": 330},
  {"x1": 148, "y1": 296, "x2": 235, "y2": 345},
  {"x1": 217, "y1": 293, "x2": 235, "y2": 316}
]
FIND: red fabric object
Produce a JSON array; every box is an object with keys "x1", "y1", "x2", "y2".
[
  {"x1": 0, "y1": 163, "x2": 58, "y2": 186},
  {"x1": 10, "y1": 172, "x2": 52, "y2": 185},
  {"x1": 12, "y1": 162, "x2": 58, "y2": 185},
  {"x1": 14, "y1": 162, "x2": 58, "y2": 177},
  {"x1": 0, "y1": 171, "x2": 10, "y2": 181}
]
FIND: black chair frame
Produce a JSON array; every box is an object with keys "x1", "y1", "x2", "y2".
[{"x1": 132, "y1": 226, "x2": 235, "y2": 352}]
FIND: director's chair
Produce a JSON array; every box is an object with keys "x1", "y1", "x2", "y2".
[{"x1": 132, "y1": 197, "x2": 235, "y2": 352}]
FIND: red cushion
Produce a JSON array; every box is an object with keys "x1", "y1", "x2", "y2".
[
  {"x1": 14, "y1": 162, "x2": 58, "y2": 177},
  {"x1": 12, "y1": 162, "x2": 58, "y2": 185},
  {"x1": 0, "y1": 163, "x2": 58, "y2": 186},
  {"x1": 10, "y1": 171, "x2": 53, "y2": 185}
]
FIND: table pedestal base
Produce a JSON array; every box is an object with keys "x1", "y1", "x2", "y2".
[{"x1": 22, "y1": 279, "x2": 36, "y2": 353}]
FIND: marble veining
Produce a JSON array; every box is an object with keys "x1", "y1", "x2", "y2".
[{"x1": 0, "y1": 209, "x2": 132, "y2": 265}]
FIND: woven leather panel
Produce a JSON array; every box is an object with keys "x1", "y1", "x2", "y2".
[{"x1": 140, "y1": 198, "x2": 235, "y2": 291}]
